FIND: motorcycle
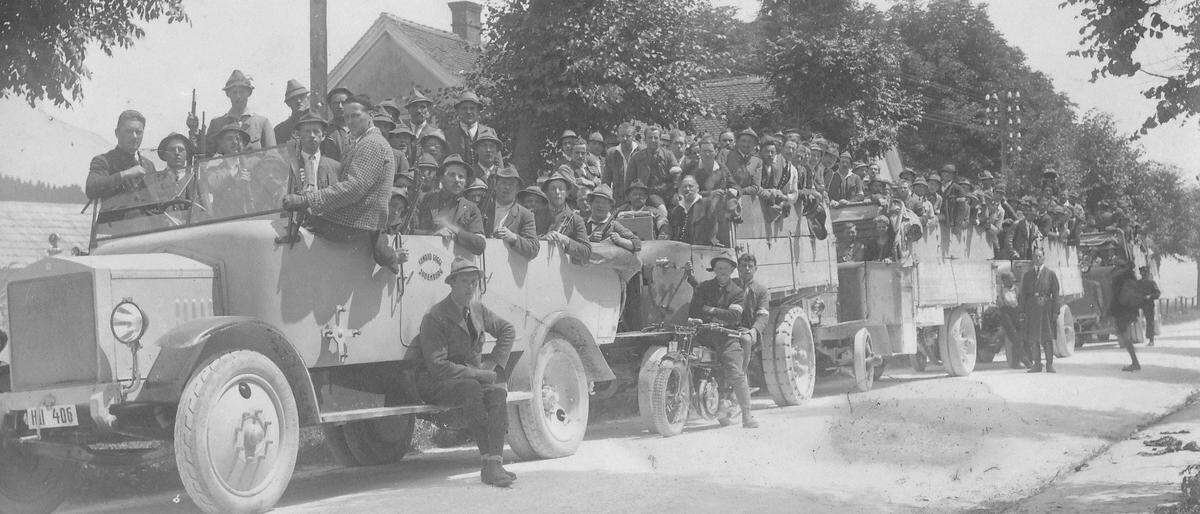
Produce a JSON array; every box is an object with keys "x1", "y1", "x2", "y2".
[{"x1": 638, "y1": 319, "x2": 747, "y2": 437}]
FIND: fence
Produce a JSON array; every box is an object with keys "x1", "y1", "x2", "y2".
[{"x1": 1158, "y1": 296, "x2": 1200, "y2": 323}]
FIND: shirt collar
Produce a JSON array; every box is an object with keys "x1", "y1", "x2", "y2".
[{"x1": 301, "y1": 149, "x2": 321, "y2": 161}]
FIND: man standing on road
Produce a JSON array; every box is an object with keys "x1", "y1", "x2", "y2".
[
  {"x1": 1019, "y1": 246, "x2": 1060, "y2": 373},
  {"x1": 415, "y1": 257, "x2": 517, "y2": 488},
  {"x1": 1139, "y1": 266, "x2": 1161, "y2": 347},
  {"x1": 685, "y1": 253, "x2": 759, "y2": 428},
  {"x1": 1112, "y1": 257, "x2": 1143, "y2": 370}
]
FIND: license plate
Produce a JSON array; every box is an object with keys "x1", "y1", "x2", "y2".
[{"x1": 24, "y1": 405, "x2": 79, "y2": 430}]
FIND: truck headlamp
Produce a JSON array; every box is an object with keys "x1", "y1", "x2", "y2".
[{"x1": 110, "y1": 300, "x2": 148, "y2": 345}]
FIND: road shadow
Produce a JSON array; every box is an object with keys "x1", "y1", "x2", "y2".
[
  {"x1": 1055, "y1": 362, "x2": 1200, "y2": 386},
  {"x1": 1005, "y1": 481, "x2": 1182, "y2": 513}
]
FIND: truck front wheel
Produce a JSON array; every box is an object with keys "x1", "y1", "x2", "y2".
[
  {"x1": 941, "y1": 308, "x2": 978, "y2": 377},
  {"x1": 507, "y1": 338, "x2": 589, "y2": 459},
  {"x1": 0, "y1": 442, "x2": 80, "y2": 514},
  {"x1": 764, "y1": 306, "x2": 817, "y2": 406},
  {"x1": 174, "y1": 350, "x2": 299, "y2": 514}
]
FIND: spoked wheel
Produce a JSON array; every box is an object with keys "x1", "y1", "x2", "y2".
[
  {"x1": 508, "y1": 338, "x2": 589, "y2": 459},
  {"x1": 644, "y1": 361, "x2": 689, "y2": 437},
  {"x1": 763, "y1": 306, "x2": 817, "y2": 406},
  {"x1": 174, "y1": 350, "x2": 299, "y2": 514},
  {"x1": 1055, "y1": 306, "x2": 1076, "y2": 358},
  {"x1": 852, "y1": 329, "x2": 875, "y2": 392},
  {"x1": 941, "y1": 308, "x2": 978, "y2": 377},
  {"x1": 0, "y1": 441, "x2": 81, "y2": 514},
  {"x1": 691, "y1": 375, "x2": 721, "y2": 422}
]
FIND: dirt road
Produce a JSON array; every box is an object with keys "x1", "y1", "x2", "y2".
[{"x1": 65, "y1": 319, "x2": 1200, "y2": 513}]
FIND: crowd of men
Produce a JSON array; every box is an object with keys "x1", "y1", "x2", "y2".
[{"x1": 82, "y1": 70, "x2": 1165, "y2": 487}]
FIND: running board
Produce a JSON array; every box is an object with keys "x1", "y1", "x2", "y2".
[{"x1": 318, "y1": 391, "x2": 534, "y2": 424}]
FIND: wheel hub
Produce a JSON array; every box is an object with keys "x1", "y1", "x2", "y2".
[{"x1": 236, "y1": 410, "x2": 273, "y2": 461}]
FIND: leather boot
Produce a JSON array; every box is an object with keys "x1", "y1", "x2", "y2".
[
  {"x1": 734, "y1": 381, "x2": 757, "y2": 428},
  {"x1": 481, "y1": 459, "x2": 514, "y2": 487},
  {"x1": 1043, "y1": 341, "x2": 1055, "y2": 373}
]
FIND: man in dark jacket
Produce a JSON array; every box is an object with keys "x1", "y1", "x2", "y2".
[
  {"x1": 1019, "y1": 246, "x2": 1060, "y2": 373},
  {"x1": 630, "y1": 125, "x2": 679, "y2": 206},
  {"x1": 443, "y1": 91, "x2": 491, "y2": 164},
  {"x1": 477, "y1": 165, "x2": 538, "y2": 260},
  {"x1": 413, "y1": 155, "x2": 487, "y2": 255},
  {"x1": 582, "y1": 185, "x2": 640, "y2": 253},
  {"x1": 735, "y1": 253, "x2": 771, "y2": 373},
  {"x1": 86, "y1": 110, "x2": 156, "y2": 204},
  {"x1": 274, "y1": 79, "x2": 310, "y2": 146},
  {"x1": 685, "y1": 253, "x2": 759, "y2": 428},
  {"x1": 416, "y1": 257, "x2": 516, "y2": 487},
  {"x1": 1139, "y1": 266, "x2": 1161, "y2": 346},
  {"x1": 1111, "y1": 257, "x2": 1142, "y2": 370}
]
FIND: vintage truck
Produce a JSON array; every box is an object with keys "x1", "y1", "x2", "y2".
[{"x1": 1070, "y1": 229, "x2": 1155, "y2": 345}]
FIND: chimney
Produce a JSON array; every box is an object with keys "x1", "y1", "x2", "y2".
[{"x1": 448, "y1": 1, "x2": 482, "y2": 47}]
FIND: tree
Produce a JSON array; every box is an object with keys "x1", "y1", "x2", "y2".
[
  {"x1": 467, "y1": 0, "x2": 727, "y2": 179},
  {"x1": 758, "y1": 0, "x2": 923, "y2": 153},
  {"x1": 0, "y1": 0, "x2": 188, "y2": 107},
  {"x1": 1062, "y1": 0, "x2": 1200, "y2": 135}
]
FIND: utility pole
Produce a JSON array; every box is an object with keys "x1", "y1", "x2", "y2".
[
  {"x1": 310, "y1": 0, "x2": 328, "y2": 113},
  {"x1": 986, "y1": 90, "x2": 1023, "y2": 183}
]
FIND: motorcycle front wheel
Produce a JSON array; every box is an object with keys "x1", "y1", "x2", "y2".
[{"x1": 646, "y1": 361, "x2": 690, "y2": 437}]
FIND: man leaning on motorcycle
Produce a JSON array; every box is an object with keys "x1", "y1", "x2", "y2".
[{"x1": 684, "y1": 253, "x2": 760, "y2": 429}]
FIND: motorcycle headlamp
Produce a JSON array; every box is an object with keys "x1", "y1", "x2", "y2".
[{"x1": 110, "y1": 299, "x2": 148, "y2": 345}]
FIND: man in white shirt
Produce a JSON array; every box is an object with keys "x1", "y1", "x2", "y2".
[{"x1": 291, "y1": 112, "x2": 342, "y2": 191}]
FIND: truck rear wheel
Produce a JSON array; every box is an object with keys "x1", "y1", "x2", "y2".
[
  {"x1": 941, "y1": 308, "x2": 978, "y2": 377},
  {"x1": 340, "y1": 416, "x2": 415, "y2": 466},
  {"x1": 643, "y1": 361, "x2": 689, "y2": 437},
  {"x1": 764, "y1": 306, "x2": 817, "y2": 406},
  {"x1": 0, "y1": 443, "x2": 80, "y2": 514},
  {"x1": 507, "y1": 338, "x2": 589, "y2": 460},
  {"x1": 1055, "y1": 306, "x2": 1076, "y2": 358},
  {"x1": 853, "y1": 329, "x2": 875, "y2": 392},
  {"x1": 174, "y1": 350, "x2": 299, "y2": 514}
]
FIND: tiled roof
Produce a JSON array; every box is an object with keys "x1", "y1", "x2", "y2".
[
  {"x1": 693, "y1": 75, "x2": 774, "y2": 136},
  {"x1": 0, "y1": 201, "x2": 91, "y2": 269},
  {"x1": 381, "y1": 13, "x2": 480, "y2": 77}
]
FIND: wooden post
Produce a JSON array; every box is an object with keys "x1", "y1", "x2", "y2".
[{"x1": 310, "y1": 0, "x2": 328, "y2": 113}]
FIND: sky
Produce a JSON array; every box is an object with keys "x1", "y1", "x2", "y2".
[{"x1": 4, "y1": 0, "x2": 1196, "y2": 185}]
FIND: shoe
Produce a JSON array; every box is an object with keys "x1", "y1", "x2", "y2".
[
  {"x1": 1122, "y1": 364, "x2": 1141, "y2": 372},
  {"x1": 716, "y1": 400, "x2": 735, "y2": 427},
  {"x1": 1045, "y1": 365, "x2": 1056, "y2": 373},
  {"x1": 1026, "y1": 364, "x2": 1043, "y2": 373},
  {"x1": 1148, "y1": 341, "x2": 1155, "y2": 347},
  {"x1": 499, "y1": 463, "x2": 517, "y2": 481},
  {"x1": 742, "y1": 417, "x2": 760, "y2": 429},
  {"x1": 481, "y1": 461, "x2": 514, "y2": 487}
]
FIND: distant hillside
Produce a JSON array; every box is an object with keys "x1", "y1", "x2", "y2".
[
  {"x1": 0, "y1": 102, "x2": 111, "y2": 187},
  {"x1": 0, "y1": 174, "x2": 86, "y2": 204}
]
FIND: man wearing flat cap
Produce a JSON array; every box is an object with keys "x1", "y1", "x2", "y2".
[
  {"x1": 476, "y1": 165, "x2": 538, "y2": 259},
  {"x1": 444, "y1": 91, "x2": 492, "y2": 164},
  {"x1": 274, "y1": 79, "x2": 311, "y2": 146},
  {"x1": 415, "y1": 256, "x2": 517, "y2": 487},
  {"x1": 414, "y1": 154, "x2": 487, "y2": 255},
  {"x1": 282, "y1": 95, "x2": 400, "y2": 274},
  {"x1": 683, "y1": 252, "x2": 759, "y2": 429},
  {"x1": 204, "y1": 70, "x2": 275, "y2": 155},
  {"x1": 87, "y1": 110, "x2": 156, "y2": 204}
]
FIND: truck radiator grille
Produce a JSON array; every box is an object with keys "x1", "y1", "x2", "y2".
[{"x1": 7, "y1": 273, "x2": 98, "y2": 391}]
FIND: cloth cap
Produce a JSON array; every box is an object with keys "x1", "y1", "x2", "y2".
[{"x1": 708, "y1": 253, "x2": 737, "y2": 269}]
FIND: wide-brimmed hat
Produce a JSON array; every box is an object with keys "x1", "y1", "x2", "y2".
[
  {"x1": 415, "y1": 152, "x2": 441, "y2": 169},
  {"x1": 708, "y1": 253, "x2": 737, "y2": 270},
  {"x1": 625, "y1": 179, "x2": 649, "y2": 195},
  {"x1": 156, "y1": 132, "x2": 196, "y2": 161},
  {"x1": 325, "y1": 87, "x2": 353, "y2": 102},
  {"x1": 444, "y1": 256, "x2": 482, "y2": 284},
  {"x1": 394, "y1": 167, "x2": 415, "y2": 186},
  {"x1": 911, "y1": 177, "x2": 930, "y2": 190},
  {"x1": 736, "y1": 127, "x2": 758, "y2": 141},
  {"x1": 223, "y1": 69, "x2": 254, "y2": 91},
  {"x1": 588, "y1": 131, "x2": 605, "y2": 144},
  {"x1": 518, "y1": 185, "x2": 548, "y2": 203},
  {"x1": 378, "y1": 99, "x2": 402, "y2": 119},
  {"x1": 541, "y1": 169, "x2": 575, "y2": 191},
  {"x1": 371, "y1": 111, "x2": 397, "y2": 131},
  {"x1": 405, "y1": 87, "x2": 434, "y2": 108},
  {"x1": 559, "y1": 130, "x2": 579, "y2": 143},
  {"x1": 473, "y1": 126, "x2": 502, "y2": 147},
  {"x1": 440, "y1": 154, "x2": 471, "y2": 174},
  {"x1": 388, "y1": 122, "x2": 416, "y2": 139},
  {"x1": 940, "y1": 164, "x2": 957, "y2": 174},
  {"x1": 295, "y1": 111, "x2": 330, "y2": 132},
  {"x1": 455, "y1": 91, "x2": 482, "y2": 109},
  {"x1": 465, "y1": 177, "x2": 489, "y2": 193},
  {"x1": 283, "y1": 79, "x2": 308, "y2": 101},
  {"x1": 926, "y1": 175, "x2": 943, "y2": 185},
  {"x1": 586, "y1": 184, "x2": 615, "y2": 203},
  {"x1": 214, "y1": 123, "x2": 251, "y2": 144},
  {"x1": 493, "y1": 165, "x2": 522, "y2": 184},
  {"x1": 418, "y1": 127, "x2": 447, "y2": 146}
]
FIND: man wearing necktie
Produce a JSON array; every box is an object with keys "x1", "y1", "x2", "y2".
[
  {"x1": 289, "y1": 112, "x2": 343, "y2": 192},
  {"x1": 416, "y1": 257, "x2": 517, "y2": 487}
]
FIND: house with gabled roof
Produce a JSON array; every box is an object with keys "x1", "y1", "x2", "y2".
[{"x1": 329, "y1": 1, "x2": 483, "y2": 107}]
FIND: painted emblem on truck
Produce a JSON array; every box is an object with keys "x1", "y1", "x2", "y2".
[{"x1": 418, "y1": 253, "x2": 444, "y2": 281}]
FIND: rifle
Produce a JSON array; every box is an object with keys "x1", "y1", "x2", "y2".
[
  {"x1": 187, "y1": 89, "x2": 198, "y2": 143},
  {"x1": 276, "y1": 148, "x2": 304, "y2": 247},
  {"x1": 398, "y1": 172, "x2": 427, "y2": 235}
]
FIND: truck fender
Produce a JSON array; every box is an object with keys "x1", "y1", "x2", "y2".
[
  {"x1": 508, "y1": 311, "x2": 616, "y2": 391},
  {"x1": 140, "y1": 316, "x2": 320, "y2": 425}
]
